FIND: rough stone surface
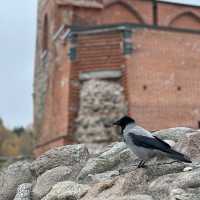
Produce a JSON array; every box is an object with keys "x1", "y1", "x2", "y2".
[
  {"x1": 169, "y1": 188, "x2": 200, "y2": 200},
  {"x1": 78, "y1": 142, "x2": 136, "y2": 182},
  {"x1": 121, "y1": 160, "x2": 188, "y2": 195},
  {"x1": 32, "y1": 166, "x2": 73, "y2": 200},
  {"x1": 79, "y1": 160, "x2": 195, "y2": 200},
  {"x1": 81, "y1": 177, "x2": 156, "y2": 200},
  {"x1": 3, "y1": 128, "x2": 200, "y2": 200},
  {"x1": 81, "y1": 179, "x2": 121, "y2": 200},
  {"x1": 84, "y1": 143, "x2": 110, "y2": 155},
  {"x1": 41, "y1": 181, "x2": 90, "y2": 200},
  {"x1": 153, "y1": 127, "x2": 194, "y2": 142},
  {"x1": 123, "y1": 195, "x2": 154, "y2": 200},
  {"x1": 31, "y1": 144, "x2": 89, "y2": 177},
  {"x1": 0, "y1": 161, "x2": 32, "y2": 200},
  {"x1": 149, "y1": 167, "x2": 200, "y2": 193},
  {"x1": 14, "y1": 183, "x2": 32, "y2": 200},
  {"x1": 88, "y1": 170, "x2": 120, "y2": 183},
  {"x1": 175, "y1": 131, "x2": 200, "y2": 159},
  {"x1": 84, "y1": 194, "x2": 154, "y2": 200},
  {"x1": 75, "y1": 79, "x2": 127, "y2": 143},
  {"x1": 163, "y1": 140, "x2": 176, "y2": 147}
]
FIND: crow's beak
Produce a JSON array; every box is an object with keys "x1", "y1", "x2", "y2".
[{"x1": 113, "y1": 121, "x2": 118, "y2": 126}]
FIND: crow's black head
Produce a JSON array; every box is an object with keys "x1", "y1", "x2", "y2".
[{"x1": 113, "y1": 116, "x2": 135, "y2": 129}]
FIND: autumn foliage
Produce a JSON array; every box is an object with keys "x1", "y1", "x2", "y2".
[{"x1": 0, "y1": 118, "x2": 35, "y2": 157}]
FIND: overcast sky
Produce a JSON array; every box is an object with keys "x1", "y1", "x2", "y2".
[
  {"x1": 0, "y1": 0, "x2": 37, "y2": 128},
  {"x1": 0, "y1": 0, "x2": 199, "y2": 129},
  {"x1": 161, "y1": 0, "x2": 200, "y2": 5}
]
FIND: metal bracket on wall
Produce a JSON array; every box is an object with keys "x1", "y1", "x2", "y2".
[
  {"x1": 123, "y1": 29, "x2": 133, "y2": 55},
  {"x1": 68, "y1": 48, "x2": 76, "y2": 60},
  {"x1": 68, "y1": 33, "x2": 77, "y2": 61}
]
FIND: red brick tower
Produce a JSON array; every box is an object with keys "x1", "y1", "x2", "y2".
[{"x1": 34, "y1": 0, "x2": 200, "y2": 156}]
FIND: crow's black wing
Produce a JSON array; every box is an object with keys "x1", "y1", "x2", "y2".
[
  {"x1": 154, "y1": 136, "x2": 171, "y2": 148},
  {"x1": 129, "y1": 133, "x2": 171, "y2": 153}
]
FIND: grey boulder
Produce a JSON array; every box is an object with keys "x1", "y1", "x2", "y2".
[
  {"x1": 41, "y1": 181, "x2": 90, "y2": 200},
  {"x1": 14, "y1": 183, "x2": 32, "y2": 200},
  {"x1": 122, "y1": 159, "x2": 188, "y2": 194},
  {"x1": 121, "y1": 195, "x2": 154, "y2": 200},
  {"x1": 0, "y1": 160, "x2": 32, "y2": 200},
  {"x1": 149, "y1": 167, "x2": 200, "y2": 193},
  {"x1": 169, "y1": 188, "x2": 200, "y2": 200},
  {"x1": 78, "y1": 142, "x2": 136, "y2": 182},
  {"x1": 175, "y1": 131, "x2": 200, "y2": 159},
  {"x1": 154, "y1": 127, "x2": 194, "y2": 142},
  {"x1": 31, "y1": 144, "x2": 89, "y2": 177},
  {"x1": 32, "y1": 166, "x2": 73, "y2": 200}
]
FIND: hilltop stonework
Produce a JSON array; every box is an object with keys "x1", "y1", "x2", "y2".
[{"x1": 1, "y1": 127, "x2": 200, "y2": 200}]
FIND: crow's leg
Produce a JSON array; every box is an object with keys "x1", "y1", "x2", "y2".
[
  {"x1": 137, "y1": 160, "x2": 146, "y2": 168},
  {"x1": 140, "y1": 160, "x2": 146, "y2": 168},
  {"x1": 137, "y1": 160, "x2": 143, "y2": 168}
]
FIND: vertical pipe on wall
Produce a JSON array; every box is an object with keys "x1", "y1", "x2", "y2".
[{"x1": 152, "y1": 0, "x2": 158, "y2": 26}]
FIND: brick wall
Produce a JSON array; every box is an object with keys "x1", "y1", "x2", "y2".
[
  {"x1": 76, "y1": 31, "x2": 124, "y2": 70},
  {"x1": 38, "y1": 41, "x2": 72, "y2": 146},
  {"x1": 100, "y1": 0, "x2": 152, "y2": 25},
  {"x1": 72, "y1": 0, "x2": 152, "y2": 25},
  {"x1": 35, "y1": 30, "x2": 126, "y2": 154},
  {"x1": 68, "y1": 30, "x2": 126, "y2": 134},
  {"x1": 157, "y1": 2, "x2": 200, "y2": 30},
  {"x1": 34, "y1": 0, "x2": 200, "y2": 156},
  {"x1": 126, "y1": 29, "x2": 200, "y2": 130}
]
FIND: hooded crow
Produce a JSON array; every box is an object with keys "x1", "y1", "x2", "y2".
[{"x1": 113, "y1": 116, "x2": 192, "y2": 168}]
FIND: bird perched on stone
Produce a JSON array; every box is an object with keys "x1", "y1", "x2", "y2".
[{"x1": 113, "y1": 116, "x2": 192, "y2": 168}]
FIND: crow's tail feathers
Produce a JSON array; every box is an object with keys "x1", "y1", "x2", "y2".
[{"x1": 166, "y1": 148, "x2": 192, "y2": 163}]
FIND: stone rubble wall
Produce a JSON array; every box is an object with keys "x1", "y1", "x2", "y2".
[{"x1": 75, "y1": 79, "x2": 128, "y2": 143}]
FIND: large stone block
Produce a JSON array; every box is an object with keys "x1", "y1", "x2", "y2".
[
  {"x1": 31, "y1": 144, "x2": 89, "y2": 177},
  {"x1": 0, "y1": 161, "x2": 32, "y2": 200}
]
